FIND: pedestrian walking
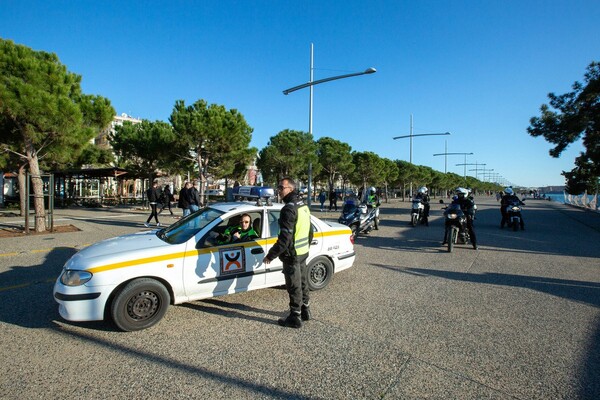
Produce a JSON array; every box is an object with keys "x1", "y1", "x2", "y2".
[
  {"x1": 178, "y1": 181, "x2": 192, "y2": 217},
  {"x1": 263, "y1": 177, "x2": 313, "y2": 328},
  {"x1": 145, "y1": 180, "x2": 161, "y2": 227},
  {"x1": 190, "y1": 180, "x2": 201, "y2": 212},
  {"x1": 158, "y1": 185, "x2": 174, "y2": 216},
  {"x1": 329, "y1": 189, "x2": 338, "y2": 211},
  {"x1": 318, "y1": 190, "x2": 326, "y2": 212}
]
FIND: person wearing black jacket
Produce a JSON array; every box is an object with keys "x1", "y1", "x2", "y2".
[
  {"x1": 443, "y1": 187, "x2": 478, "y2": 249},
  {"x1": 457, "y1": 187, "x2": 477, "y2": 249},
  {"x1": 145, "y1": 181, "x2": 161, "y2": 227},
  {"x1": 263, "y1": 177, "x2": 313, "y2": 328},
  {"x1": 158, "y1": 185, "x2": 174, "y2": 216},
  {"x1": 178, "y1": 181, "x2": 192, "y2": 217},
  {"x1": 500, "y1": 187, "x2": 525, "y2": 229}
]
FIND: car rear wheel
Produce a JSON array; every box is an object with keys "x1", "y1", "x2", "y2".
[
  {"x1": 307, "y1": 256, "x2": 333, "y2": 291},
  {"x1": 111, "y1": 278, "x2": 170, "y2": 332}
]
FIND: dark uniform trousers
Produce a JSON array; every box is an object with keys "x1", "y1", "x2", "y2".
[{"x1": 283, "y1": 253, "x2": 309, "y2": 314}]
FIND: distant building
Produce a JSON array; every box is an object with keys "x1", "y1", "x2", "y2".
[{"x1": 94, "y1": 113, "x2": 142, "y2": 149}]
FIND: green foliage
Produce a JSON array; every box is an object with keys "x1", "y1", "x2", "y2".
[
  {"x1": 0, "y1": 39, "x2": 114, "y2": 167},
  {"x1": 169, "y1": 99, "x2": 254, "y2": 193},
  {"x1": 528, "y1": 61, "x2": 600, "y2": 193},
  {"x1": 316, "y1": 137, "x2": 354, "y2": 190},
  {"x1": 0, "y1": 39, "x2": 114, "y2": 230},
  {"x1": 380, "y1": 158, "x2": 399, "y2": 186},
  {"x1": 110, "y1": 120, "x2": 175, "y2": 180},
  {"x1": 76, "y1": 142, "x2": 114, "y2": 166},
  {"x1": 257, "y1": 129, "x2": 318, "y2": 185},
  {"x1": 350, "y1": 151, "x2": 385, "y2": 189}
]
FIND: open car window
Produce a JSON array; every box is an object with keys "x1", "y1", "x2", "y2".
[
  {"x1": 159, "y1": 207, "x2": 224, "y2": 245},
  {"x1": 198, "y1": 211, "x2": 263, "y2": 248}
]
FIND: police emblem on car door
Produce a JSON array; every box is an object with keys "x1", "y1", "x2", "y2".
[{"x1": 183, "y1": 212, "x2": 267, "y2": 299}]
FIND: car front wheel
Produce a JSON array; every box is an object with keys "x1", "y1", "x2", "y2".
[
  {"x1": 111, "y1": 278, "x2": 170, "y2": 332},
  {"x1": 307, "y1": 256, "x2": 333, "y2": 291}
]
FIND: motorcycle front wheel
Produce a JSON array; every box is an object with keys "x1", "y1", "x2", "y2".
[
  {"x1": 411, "y1": 214, "x2": 417, "y2": 227},
  {"x1": 448, "y1": 228, "x2": 456, "y2": 253},
  {"x1": 512, "y1": 218, "x2": 519, "y2": 231}
]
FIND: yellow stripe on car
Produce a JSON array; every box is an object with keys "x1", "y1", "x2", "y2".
[{"x1": 86, "y1": 230, "x2": 348, "y2": 275}]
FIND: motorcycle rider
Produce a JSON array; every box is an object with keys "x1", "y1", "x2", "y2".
[
  {"x1": 500, "y1": 187, "x2": 525, "y2": 229},
  {"x1": 443, "y1": 187, "x2": 478, "y2": 250},
  {"x1": 414, "y1": 186, "x2": 431, "y2": 226},
  {"x1": 366, "y1": 187, "x2": 380, "y2": 230},
  {"x1": 366, "y1": 187, "x2": 379, "y2": 206}
]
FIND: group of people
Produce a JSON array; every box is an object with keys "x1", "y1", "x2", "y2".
[
  {"x1": 317, "y1": 189, "x2": 341, "y2": 212},
  {"x1": 144, "y1": 180, "x2": 201, "y2": 227}
]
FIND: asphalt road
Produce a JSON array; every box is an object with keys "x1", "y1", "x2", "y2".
[{"x1": 0, "y1": 197, "x2": 598, "y2": 399}]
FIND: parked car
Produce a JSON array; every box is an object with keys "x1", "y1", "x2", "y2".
[
  {"x1": 206, "y1": 189, "x2": 224, "y2": 196},
  {"x1": 54, "y1": 187, "x2": 356, "y2": 331}
]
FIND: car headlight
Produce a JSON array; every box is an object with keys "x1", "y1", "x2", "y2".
[{"x1": 60, "y1": 270, "x2": 93, "y2": 286}]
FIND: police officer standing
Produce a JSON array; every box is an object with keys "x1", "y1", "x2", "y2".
[{"x1": 263, "y1": 177, "x2": 313, "y2": 328}]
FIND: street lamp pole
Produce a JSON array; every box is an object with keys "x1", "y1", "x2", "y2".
[
  {"x1": 283, "y1": 43, "x2": 376, "y2": 206},
  {"x1": 458, "y1": 162, "x2": 486, "y2": 181},
  {"x1": 393, "y1": 114, "x2": 450, "y2": 197},
  {"x1": 432, "y1": 152, "x2": 474, "y2": 183}
]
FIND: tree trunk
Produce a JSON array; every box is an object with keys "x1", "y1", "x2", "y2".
[
  {"x1": 26, "y1": 150, "x2": 46, "y2": 232},
  {"x1": 18, "y1": 165, "x2": 26, "y2": 217}
]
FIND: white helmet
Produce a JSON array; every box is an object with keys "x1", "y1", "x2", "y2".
[
  {"x1": 505, "y1": 187, "x2": 514, "y2": 195},
  {"x1": 418, "y1": 186, "x2": 428, "y2": 194},
  {"x1": 369, "y1": 187, "x2": 376, "y2": 194},
  {"x1": 455, "y1": 187, "x2": 469, "y2": 197}
]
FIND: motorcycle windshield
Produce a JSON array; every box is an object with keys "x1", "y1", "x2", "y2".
[
  {"x1": 342, "y1": 203, "x2": 358, "y2": 214},
  {"x1": 445, "y1": 203, "x2": 464, "y2": 216}
]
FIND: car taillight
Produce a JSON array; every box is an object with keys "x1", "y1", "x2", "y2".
[{"x1": 349, "y1": 234, "x2": 355, "y2": 245}]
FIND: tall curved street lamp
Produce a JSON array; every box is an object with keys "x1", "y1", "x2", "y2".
[
  {"x1": 432, "y1": 152, "x2": 474, "y2": 183},
  {"x1": 393, "y1": 114, "x2": 450, "y2": 197},
  {"x1": 283, "y1": 43, "x2": 376, "y2": 205}
]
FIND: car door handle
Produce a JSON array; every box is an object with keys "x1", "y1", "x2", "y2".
[
  {"x1": 251, "y1": 248, "x2": 264, "y2": 254},
  {"x1": 311, "y1": 240, "x2": 318, "y2": 245}
]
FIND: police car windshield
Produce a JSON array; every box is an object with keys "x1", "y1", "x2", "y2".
[{"x1": 159, "y1": 207, "x2": 225, "y2": 244}]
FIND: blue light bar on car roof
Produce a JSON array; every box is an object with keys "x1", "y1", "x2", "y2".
[{"x1": 232, "y1": 186, "x2": 275, "y2": 200}]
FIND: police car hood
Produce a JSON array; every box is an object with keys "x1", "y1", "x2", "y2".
[{"x1": 65, "y1": 230, "x2": 171, "y2": 270}]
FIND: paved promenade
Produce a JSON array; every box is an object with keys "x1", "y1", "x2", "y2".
[{"x1": 0, "y1": 197, "x2": 599, "y2": 399}]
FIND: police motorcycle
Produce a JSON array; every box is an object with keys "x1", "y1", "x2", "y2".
[
  {"x1": 411, "y1": 199, "x2": 425, "y2": 227},
  {"x1": 506, "y1": 200, "x2": 524, "y2": 231},
  {"x1": 338, "y1": 196, "x2": 378, "y2": 239},
  {"x1": 501, "y1": 187, "x2": 525, "y2": 231},
  {"x1": 410, "y1": 187, "x2": 429, "y2": 227},
  {"x1": 441, "y1": 198, "x2": 471, "y2": 253}
]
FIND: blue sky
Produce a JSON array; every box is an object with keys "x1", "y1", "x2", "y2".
[{"x1": 2, "y1": 1, "x2": 599, "y2": 187}]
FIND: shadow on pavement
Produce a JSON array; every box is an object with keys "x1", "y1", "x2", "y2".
[{"x1": 0, "y1": 247, "x2": 76, "y2": 329}]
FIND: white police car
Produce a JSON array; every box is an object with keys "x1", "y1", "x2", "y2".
[{"x1": 54, "y1": 187, "x2": 355, "y2": 331}]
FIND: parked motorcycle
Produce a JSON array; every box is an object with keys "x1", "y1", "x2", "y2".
[
  {"x1": 442, "y1": 203, "x2": 471, "y2": 252},
  {"x1": 411, "y1": 199, "x2": 425, "y2": 227},
  {"x1": 506, "y1": 200, "x2": 524, "y2": 231},
  {"x1": 338, "y1": 198, "x2": 378, "y2": 239}
]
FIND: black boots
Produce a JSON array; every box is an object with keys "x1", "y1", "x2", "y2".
[
  {"x1": 278, "y1": 312, "x2": 302, "y2": 328},
  {"x1": 278, "y1": 306, "x2": 311, "y2": 328},
  {"x1": 301, "y1": 305, "x2": 311, "y2": 321}
]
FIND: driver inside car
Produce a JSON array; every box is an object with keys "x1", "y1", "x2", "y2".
[{"x1": 216, "y1": 213, "x2": 259, "y2": 245}]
